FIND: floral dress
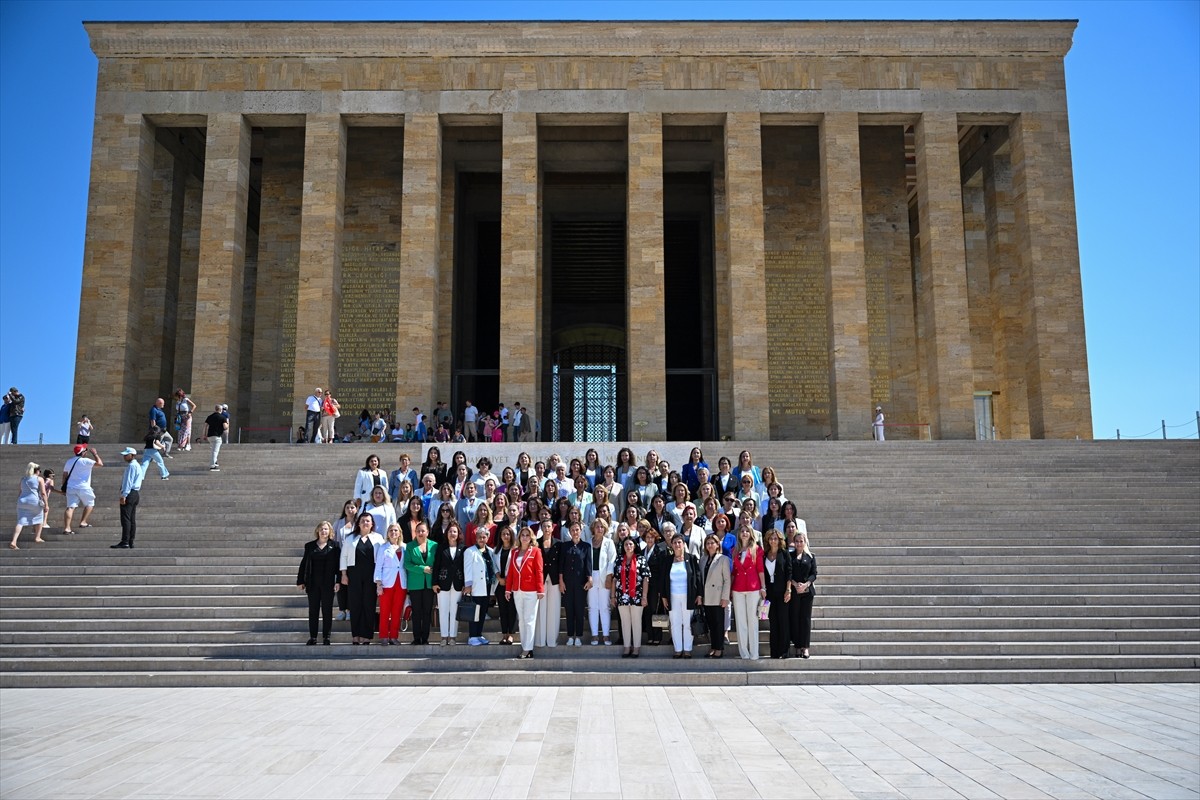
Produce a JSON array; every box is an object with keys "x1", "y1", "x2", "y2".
[{"x1": 611, "y1": 553, "x2": 649, "y2": 606}]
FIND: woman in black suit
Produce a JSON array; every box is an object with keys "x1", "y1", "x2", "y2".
[
  {"x1": 421, "y1": 446, "x2": 448, "y2": 486},
  {"x1": 297, "y1": 520, "x2": 341, "y2": 645},
  {"x1": 786, "y1": 520, "x2": 817, "y2": 659},
  {"x1": 433, "y1": 522, "x2": 466, "y2": 644},
  {"x1": 762, "y1": 528, "x2": 793, "y2": 659}
]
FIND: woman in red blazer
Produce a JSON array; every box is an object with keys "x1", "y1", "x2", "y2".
[{"x1": 505, "y1": 526, "x2": 545, "y2": 659}]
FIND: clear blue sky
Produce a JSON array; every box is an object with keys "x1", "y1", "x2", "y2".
[{"x1": 1, "y1": 0, "x2": 1197, "y2": 443}]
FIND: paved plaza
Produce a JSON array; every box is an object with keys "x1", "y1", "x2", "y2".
[{"x1": 1, "y1": 684, "x2": 1197, "y2": 799}]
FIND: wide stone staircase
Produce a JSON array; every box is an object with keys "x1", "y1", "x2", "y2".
[{"x1": 1, "y1": 440, "x2": 1196, "y2": 687}]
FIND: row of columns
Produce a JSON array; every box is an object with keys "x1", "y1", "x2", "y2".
[{"x1": 75, "y1": 109, "x2": 1089, "y2": 441}]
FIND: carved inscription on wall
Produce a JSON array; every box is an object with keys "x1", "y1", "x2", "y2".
[
  {"x1": 765, "y1": 250, "x2": 829, "y2": 426},
  {"x1": 865, "y1": 252, "x2": 891, "y2": 404},
  {"x1": 337, "y1": 243, "x2": 400, "y2": 414},
  {"x1": 276, "y1": 258, "x2": 299, "y2": 423}
]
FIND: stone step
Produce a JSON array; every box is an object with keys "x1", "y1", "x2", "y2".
[
  {"x1": 5, "y1": 666, "x2": 1199, "y2": 689},
  {"x1": 4, "y1": 625, "x2": 1195, "y2": 645},
  {"x1": 2, "y1": 653, "x2": 1196, "y2": 675}
]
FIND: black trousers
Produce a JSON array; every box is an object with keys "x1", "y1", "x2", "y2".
[
  {"x1": 768, "y1": 594, "x2": 791, "y2": 658},
  {"x1": 307, "y1": 584, "x2": 335, "y2": 639},
  {"x1": 337, "y1": 584, "x2": 349, "y2": 612},
  {"x1": 347, "y1": 567, "x2": 377, "y2": 639},
  {"x1": 410, "y1": 588, "x2": 435, "y2": 644},
  {"x1": 495, "y1": 589, "x2": 517, "y2": 635},
  {"x1": 8, "y1": 415, "x2": 21, "y2": 444},
  {"x1": 468, "y1": 596, "x2": 488, "y2": 639},
  {"x1": 704, "y1": 605, "x2": 726, "y2": 652},
  {"x1": 119, "y1": 489, "x2": 139, "y2": 545},
  {"x1": 790, "y1": 592, "x2": 814, "y2": 649},
  {"x1": 305, "y1": 410, "x2": 321, "y2": 442},
  {"x1": 563, "y1": 581, "x2": 586, "y2": 637}
]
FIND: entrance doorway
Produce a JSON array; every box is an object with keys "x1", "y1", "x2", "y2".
[
  {"x1": 975, "y1": 392, "x2": 996, "y2": 440},
  {"x1": 551, "y1": 343, "x2": 625, "y2": 441}
]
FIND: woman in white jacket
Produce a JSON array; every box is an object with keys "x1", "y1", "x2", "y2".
[
  {"x1": 373, "y1": 523, "x2": 407, "y2": 645},
  {"x1": 354, "y1": 453, "x2": 388, "y2": 507},
  {"x1": 586, "y1": 518, "x2": 617, "y2": 645},
  {"x1": 362, "y1": 486, "x2": 397, "y2": 542},
  {"x1": 462, "y1": 525, "x2": 496, "y2": 645}
]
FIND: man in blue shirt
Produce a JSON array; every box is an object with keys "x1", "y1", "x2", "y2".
[
  {"x1": 149, "y1": 398, "x2": 168, "y2": 432},
  {"x1": 113, "y1": 447, "x2": 146, "y2": 550}
]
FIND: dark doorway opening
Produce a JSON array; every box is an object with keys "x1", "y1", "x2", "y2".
[
  {"x1": 664, "y1": 172, "x2": 718, "y2": 440},
  {"x1": 452, "y1": 172, "x2": 501, "y2": 432}
]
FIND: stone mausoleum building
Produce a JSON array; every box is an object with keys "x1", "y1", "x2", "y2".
[{"x1": 74, "y1": 20, "x2": 1092, "y2": 443}]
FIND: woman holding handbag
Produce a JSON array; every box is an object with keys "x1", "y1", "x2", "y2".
[
  {"x1": 433, "y1": 522, "x2": 466, "y2": 644},
  {"x1": 506, "y1": 526, "x2": 545, "y2": 659},
  {"x1": 659, "y1": 533, "x2": 702, "y2": 658},
  {"x1": 700, "y1": 533, "x2": 730, "y2": 658}
]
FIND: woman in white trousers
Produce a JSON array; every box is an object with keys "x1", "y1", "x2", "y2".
[
  {"x1": 729, "y1": 526, "x2": 766, "y2": 660},
  {"x1": 585, "y1": 519, "x2": 617, "y2": 645},
  {"x1": 535, "y1": 531, "x2": 562, "y2": 647},
  {"x1": 506, "y1": 527, "x2": 546, "y2": 658}
]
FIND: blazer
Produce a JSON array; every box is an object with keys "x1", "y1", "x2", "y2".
[
  {"x1": 434, "y1": 543, "x2": 466, "y2": 591},
  {"x1": 355, "y1": 468, "x2": 388, "y2": 505},
  {"x1": 463, "y1": 544, "x2": 495, "y2": 596},
  {"x1": 762, "y1": 550, "x2": 793, "y2": 601},
  {"x1": 373, "y1": 542, "x2": 405, "y2": 589},
  {"x1": 363, "y1": 502, "x2": 398, "y2": 539},
  {"x1": 588, "y1": 537, "x2": 617, "y2": 578},
  {"x1": 506, "y1": 547, "x2": 545, "y2": 593},
  {"x1": 388, "y1": 467, "x2": 419, "y2": 500},
  {"x1": 403, "y1": 540, "x2": 439, "y2": 590},
  {"x1": 700, "y1": 552, "x2": 731, "y2": 606},
  {"x1": 560, "y1": 539, "x2": 591, "y2": 585},
  {"x1": 340, "y1": 533, "x2": 385, "y2": 571},
  {"x1": 711, "y1": 473, "x2": 736, "y2": 497},
  {"x1": 540, "y1": 540, "x2": 562, "y2": 584},
  {"x1": 652, "y1": 553, "x2": 703, "y2": 610},
  {"x1": 420, "y1": 462, "x2": 448, "y2": 486},
  {"x1": 297, "y1": 540, "x2": 341, "y2": 590},
  {"x1": 789, "y1": 550, "x2": 818, "y2": 596}
]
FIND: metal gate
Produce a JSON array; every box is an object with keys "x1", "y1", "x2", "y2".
[{"x1": 550, "y1": 344, "x2": 625, "y2": 442}]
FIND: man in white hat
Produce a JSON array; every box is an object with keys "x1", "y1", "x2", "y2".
[
  {"x1": 873, "y1": 406, "x2": 886, "y2": 442},
  {"x1": 113, "y1": 447, "x2": 146, "y2": 549}
]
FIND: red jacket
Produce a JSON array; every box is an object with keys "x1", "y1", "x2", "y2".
[{"x1": 506, "y1": 546, "x2": 545, "y2": 593}]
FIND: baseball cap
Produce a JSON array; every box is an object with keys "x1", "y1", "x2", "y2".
[
  {"x1": 120, "y1": 447, "x2": 137, "y2": 456},
  {"x1": 73, "y1": 445, "x2": 88, "y2": 455}
]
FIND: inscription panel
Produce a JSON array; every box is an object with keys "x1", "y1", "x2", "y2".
[
  {"x1": 766, "y1": 249, "x2": 829, "y2": 435},
  {"x1": 274, "y1": 257, "x2": 299, "y2": 424},
  {"x1": 336, "y1": 243, "x2": 400, "y2": 414},
  {"x1": 865, "y1": 252, "x2": 891, "y2": 404}
]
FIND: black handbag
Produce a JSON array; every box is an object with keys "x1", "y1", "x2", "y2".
[
  {"x1": 456, "y1": 601, "x2": 481, "y2": 623},
  {"x1": 690, "y1": 609, "x2": 708, "y2": 641}
]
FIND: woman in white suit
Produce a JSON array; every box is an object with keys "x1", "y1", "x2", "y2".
[
  {"x1": 586, "y1": 518, "x2": 617, "y2": 645},
  {"x1": 354, "y1": 454, "x2": 388, "y2": 507}
]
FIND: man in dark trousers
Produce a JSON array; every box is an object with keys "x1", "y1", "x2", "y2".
[
  {"x1": 201, "y1": 404, "x2": 228, "y2": 471},
  {"x1": 113, "y1": 447, "x2": 146, "y2": 549}
]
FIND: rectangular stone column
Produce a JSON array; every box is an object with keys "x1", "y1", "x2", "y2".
[
  {"x1": 723, "y1": 112, "x2": 771, "y2": 439},
  {"x1": 397, "y1": 113, "x2": 442, "y2": 416},
  {"x1": 291, "y1": 114, "x2": 346, "y2": 426},
  {"x1": 1009, "y1": 112, "x2": 1092, "y2": 439},
  {"x1": 914, "y1": 112, "x2": 975, "y2": 439},
  {"x1": 983, "y1": 154, "x2": 1031, "y2": 439},
  {"x1": 627, "y1": 113, "x2": 667, "y2": 440},
  {"x1": 192, "y1": 113, "x2": 251, "y2": 410},
  {"x1": 72, "y1": 114, "x2": 156, "y2": 442},
  {"x1": 499, "y1": 113, "x2": 540, "y2": 424},
  {"x1": 819, "y1": 113, "x2": 872, "y2": 440}
]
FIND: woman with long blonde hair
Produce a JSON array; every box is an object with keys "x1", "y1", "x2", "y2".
[{"x1": 729, "y1": 522, "x2": 766, "y2": 660}]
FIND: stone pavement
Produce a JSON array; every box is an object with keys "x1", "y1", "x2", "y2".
[{"x1": 1, "y1": 684, "x2": 1197, "y2": 799}]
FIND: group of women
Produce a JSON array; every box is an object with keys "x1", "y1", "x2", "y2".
[{"x1": 297, "y1": 446, "x2": 817, "y2": 660}]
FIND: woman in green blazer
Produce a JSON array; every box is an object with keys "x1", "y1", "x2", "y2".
[{"x1": 404, "y1": 521, "x2": 438, "y2": 645}]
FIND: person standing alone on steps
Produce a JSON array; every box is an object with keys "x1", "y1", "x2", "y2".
[
  {"x1": 112, "y1": 447, "x2": 146, "y2": 549},
  {"x1": 201, "y1": 404, "x2": 228, "y2": 471},
  {"x1": 873, "y1": 406, "x2": 886, "y2": 441}
]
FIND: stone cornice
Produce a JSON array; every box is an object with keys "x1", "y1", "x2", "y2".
[{"x1": 85, "y1": 20, "x2": 1076, "y2": 59}]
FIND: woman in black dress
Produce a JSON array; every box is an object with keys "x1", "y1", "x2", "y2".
[
  {"x1": 297, "y1": 520, "x2": 341, "y2": 645},
  {"x1": 762, "y1": 528, "x2": 793, "y2": 659}
]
